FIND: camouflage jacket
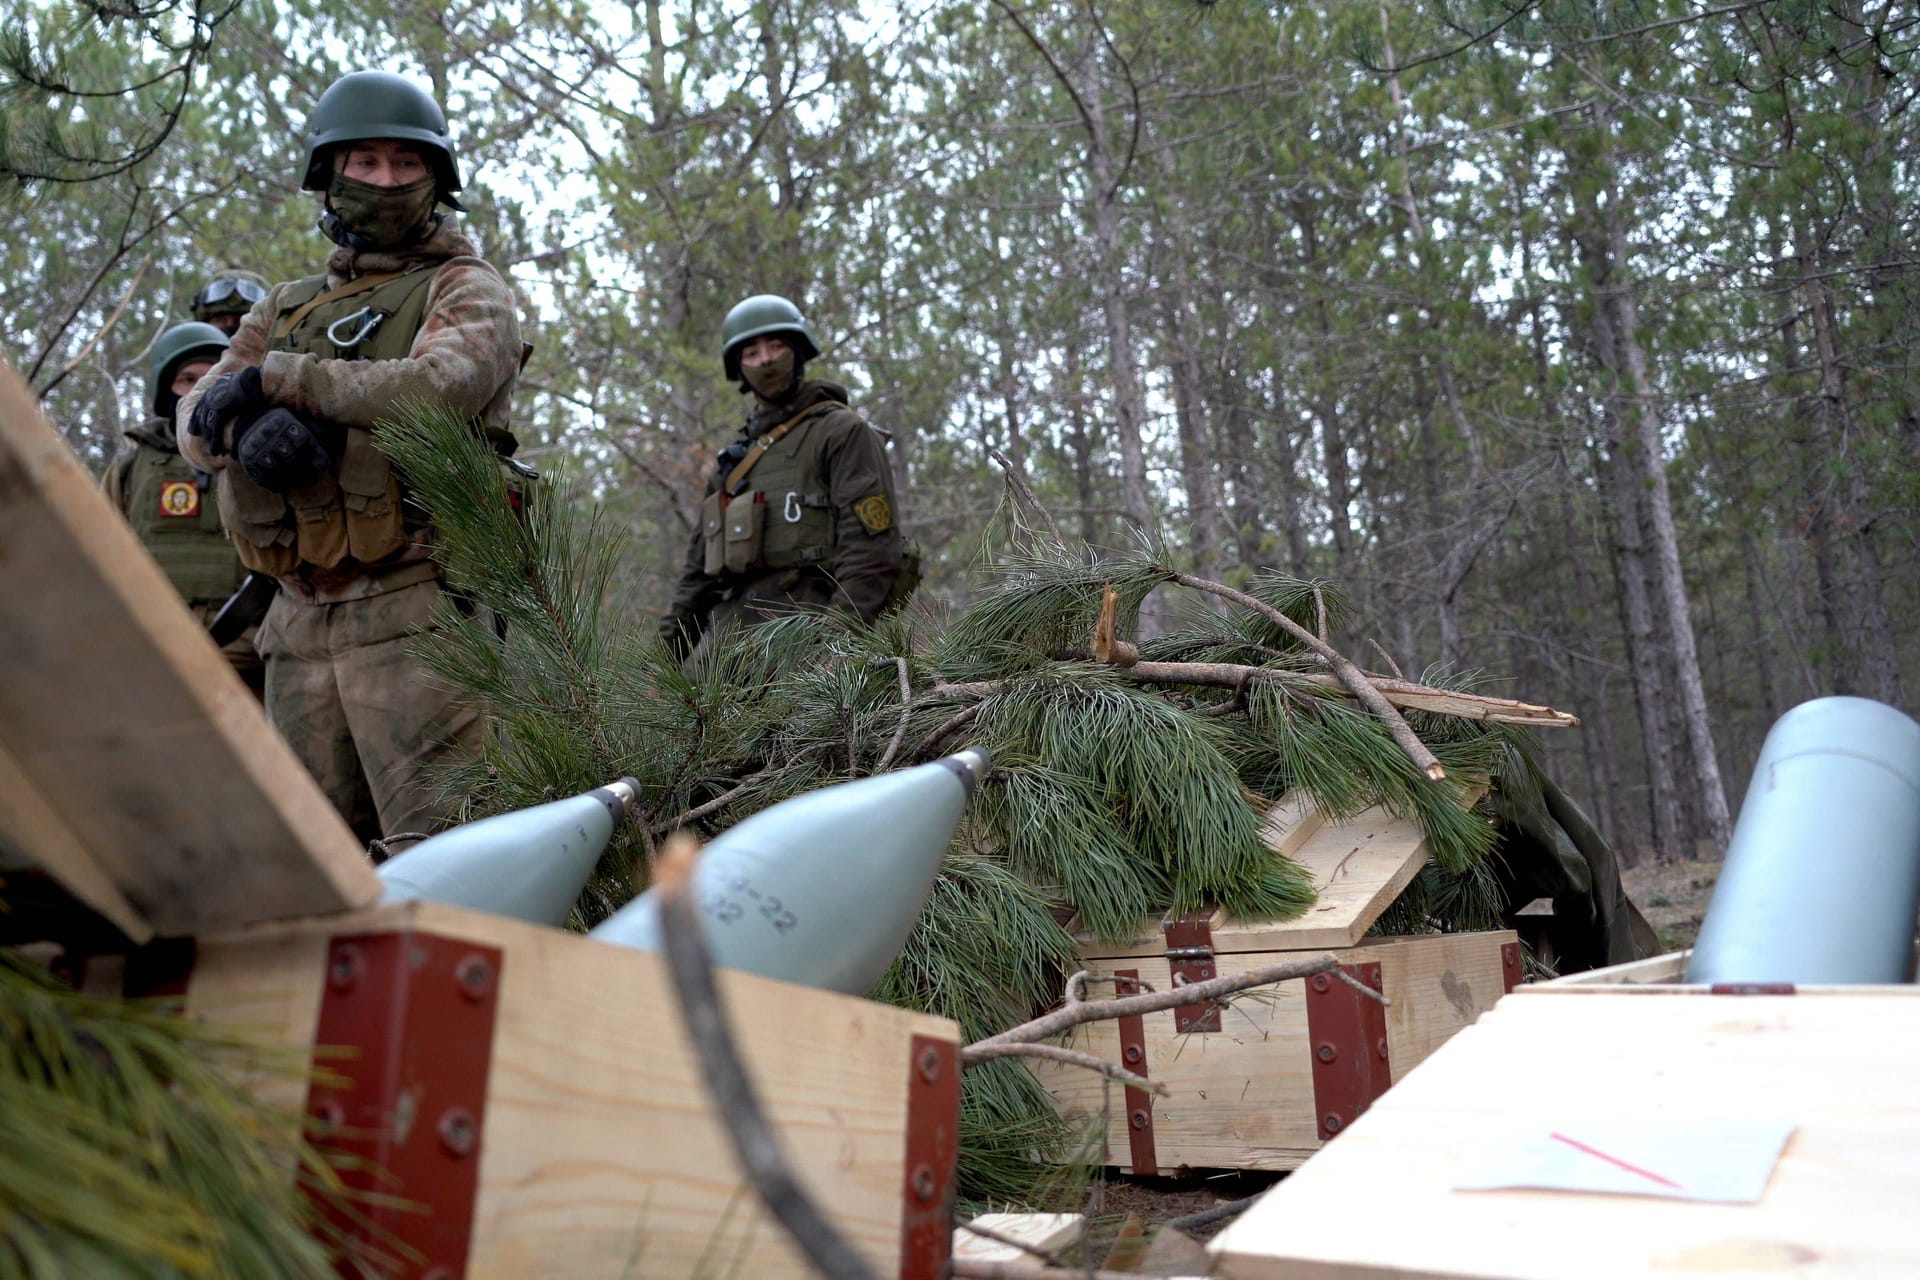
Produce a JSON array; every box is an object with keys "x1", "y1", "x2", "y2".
[
  {"x1": 176, "y1": 215, "x2": 521, "y2": 473},
  {"x1": 662, "y1": 379, "x2": 902, "y2": 656}
]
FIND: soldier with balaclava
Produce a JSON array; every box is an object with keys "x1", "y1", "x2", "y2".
[
  {"x1": 660, "y1": 294, "x2": 908, "y2": 659},
  {"x1": 178, "y1": 71, "x2": 524, "y2": 842}
]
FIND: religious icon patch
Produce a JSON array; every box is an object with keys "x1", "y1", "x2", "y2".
[
  {"x1": 158, "y1": 480, "x2": 201, "y2": 518},
  {"x1": 853, "y1": 493, "x2": 893, "y2": 534}
]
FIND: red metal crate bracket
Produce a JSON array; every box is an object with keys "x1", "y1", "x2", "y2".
[
  {"x1": 304, "y1": 930, "x2": 502, "y2": 1278},
  {"x1": 1304, "y1": 961, "x2": 1389, "y2": 1142},
  {"x1": 899, "y1": 1033, "x2": 960, "y2": 1280},
  {"x1": 1114, "y1": 968, "x2": 1157, "y2": 1174},
  {"x1": 1501, "y1": 941, "x2": 1522, "y2": 995}
]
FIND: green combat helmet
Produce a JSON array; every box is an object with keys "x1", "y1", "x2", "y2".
[
  {"x1": 721, "y1": 294, "x2": 820, "y2": 382},
  {"x1": 147, "y1": 322, "x2": 230, "y2": 417},
  {"x1": 301, "y1": 71, "x2": 464, "y2": 209}
]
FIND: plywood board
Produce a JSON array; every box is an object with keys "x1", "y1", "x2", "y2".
[
  {"x1": 1211, "y1": 984, "x2": 1920, "y2": 1279},
  {"x1": 955, "y1": 1214, "x2": 1084, "y2": 1263},
  {"x1": 1035, "y1": 932, "x2": 1514, "y2": 1172},
  {"x1": 187, "y1": 899, "x2": 958, "y2": 1279},
  {"x1": 1079, "y1": 804, "x2": 1431, "y2": 959},
  {"x1": 0, "y1": 357, "x2": 378, "y2": 936}
]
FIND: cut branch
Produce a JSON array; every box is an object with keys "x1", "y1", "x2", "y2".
[
  {"x1": 1160, "y1": 570, "x2": 1448, "y2": 778},
  {"x1": 1089, "y1": 585, "x2": 1139, "y2": 667},
  {"x1": 873, "y1": 656, "x2": 913, "y2": 773},
  {"x1": 960, "y1": 1041, "x2": 1166, "y2": 1095},
  {"x1": 971, "y1": 952, "x2": 1380, "y2": 1052},
  {"x1": 931, "y1": 667, "x2": 1577, "y2": 728}
]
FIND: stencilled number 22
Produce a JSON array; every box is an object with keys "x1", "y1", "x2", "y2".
[{"x1": 759, "y1": 896, "x2": 797, "y2": 934}]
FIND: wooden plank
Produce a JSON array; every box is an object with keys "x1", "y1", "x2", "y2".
[
  {"x1": 0, "y1": 357, "x2": 379, "y2": 936},
  {"x1": 0, "y1": 737, "x2": 150, "y2": 941},
  {"x1": 1079, "y1": 806, "x2": 1432, "y2": 960},
  {"x1": 1210, "y1": 986, "x2": 1920, "y2": 1279},
  {"x1": 1543, "y1": 949, "x2": 1690, "y2": 987},
  {"x1": 1367, "y1": 933, "x2": 1512, "y2": 1086},
  {"x1": 1035, "y1": 932, "x2": 1514, "y2": 1172},
  {"x1": 955, "y1": 1214, "x2": 1084, "y2": 1263},
  {"x1": 187, "y1": 899, "x2": 957, "y2": 1279}
]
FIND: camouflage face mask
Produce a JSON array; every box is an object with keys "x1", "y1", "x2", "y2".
[
  {"x1": 742, "y1": 348, "x2": 797, "y2": 401},
  {"x1": 326, "y1": 173, "x2": 437, "y2": 249}
]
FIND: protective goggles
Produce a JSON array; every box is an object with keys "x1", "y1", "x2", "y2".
[{"x1": 193, "y1": 277, "x2": 269, "y2": 310}]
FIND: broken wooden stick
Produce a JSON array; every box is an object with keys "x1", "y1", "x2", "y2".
[
  {"x1": 961, "y1": 1041, "x2": 1166, "y2": 1095},
  {"x1": 1160, "y1": 569, "x2": 1447, "y2": 779},
  {"x1": 968, "y1": 952, "x2": 1381, "y2": 1053},
  {"x1": 1090, "y1": 586, "x2": 1139, "y2": 667}
]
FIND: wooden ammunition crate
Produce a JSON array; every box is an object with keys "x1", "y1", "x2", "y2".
[
  {"x1": 1209, "y1": 950, "x2": 1920, "y2": 1278},
  {"x1": 2, "y1": 364, "x2": 963, "y2": 1279},
  {"x1": 1031, "y1": 796, "x2": 1519, "y2": 1173},
  {"x1": 82, "y1": 898, "x2": 961, "y2": 1279}
]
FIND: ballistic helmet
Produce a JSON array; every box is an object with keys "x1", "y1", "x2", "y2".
[
  {"x1": 721, "y1": 294, "x2": 821, "y2": 381},
  {"x1": 147, "y1": 322, "x2": 230, "y2": 417},
  {"x1": 300, "y1": 71, "x2": 464, "y2": 208}
]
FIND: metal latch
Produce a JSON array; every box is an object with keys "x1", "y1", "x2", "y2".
[{"x1": 1163, "y1": 911, "x2": 1221, "y2": 1033}]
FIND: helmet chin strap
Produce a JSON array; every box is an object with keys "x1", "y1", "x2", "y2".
[{"x1": 318, "y1": 205, "x2": 441, "y2": 253}]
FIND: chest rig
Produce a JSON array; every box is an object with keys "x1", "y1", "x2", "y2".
[
  {"x1": 124, "y1": 437, "x2": 246, "y2": 606},
  {"x1": 216, "y1": 267, "x2": 439, "y2": 578},
  {"x1": 702, "y1": 403, "x2": 837, "y2": 577}
]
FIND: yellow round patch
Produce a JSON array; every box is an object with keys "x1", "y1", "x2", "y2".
[
  {"x1": 158, "y1": 480, "x2": 200, "y2": 518},
  {"x1": 853, "y1": 493, "x2": 892, "y2": 534}
]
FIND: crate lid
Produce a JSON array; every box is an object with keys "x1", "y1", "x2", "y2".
[
  {"x1": 0, "y1": 359, "x2": 380, "y2": 943},
  {"x1": 1070, "y1": 793, "x2": 1434, "y2": 958},
  {"x1": 1210, "y1": 985, "x2": 1920, "y2": 1277}
]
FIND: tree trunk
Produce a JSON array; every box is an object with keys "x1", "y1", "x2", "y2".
[{"x1": 1077, "y1": 34, "x2": 1152, "y2": 537}]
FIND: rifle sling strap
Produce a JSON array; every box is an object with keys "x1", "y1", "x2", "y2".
[{"x1": 724, "y1": 403, "x2": 832, "y2": 494}]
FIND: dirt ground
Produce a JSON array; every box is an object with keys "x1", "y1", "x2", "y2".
[{"x1": 1620, "y1": 855, "x2": 1723, "y2": 952}]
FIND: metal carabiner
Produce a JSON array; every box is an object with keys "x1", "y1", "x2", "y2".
[
  {"x1": 784, "y1": 492, "x2": 803, "y2": 523},
  {"x1": 325, "y1": 306, "x2": 385, "y2": 350}
]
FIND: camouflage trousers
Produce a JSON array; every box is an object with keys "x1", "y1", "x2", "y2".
[{"x1": 257, "y1": 575, "x2": 482, "y2": 841}]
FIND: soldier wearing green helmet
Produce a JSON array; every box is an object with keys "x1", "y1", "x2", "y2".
[
  {"x1": 660, "y1": 294, "x2": 909, "y2": 659},
  {"x1": 177, "y1": 69, "x2": 524, "y2": 843},
  {"x1": 103, "y1": 322, "x2": 263, "y2": 692}
]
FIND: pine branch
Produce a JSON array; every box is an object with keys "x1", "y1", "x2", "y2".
[{"x1": 1158, "y1": 568, "x2": 1448, "y2": 779}]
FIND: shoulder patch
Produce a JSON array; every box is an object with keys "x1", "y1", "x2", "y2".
[
  {"x1": 853, "y1": 493, "x2": 893, "y2": 535},
  {"x1": 158, "y1": 480, "x2": 201, "y2": 518}
]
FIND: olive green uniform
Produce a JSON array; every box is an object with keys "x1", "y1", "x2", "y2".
[
  {"x1": 102, "y1": 420, "x2": 263, "y2": 692},
  {"x1": 178, "y1": 215, "x2": 522, "y2": 839},
  {"x1": 662, "y1": 379, "x2": 902, "y2": 656}
]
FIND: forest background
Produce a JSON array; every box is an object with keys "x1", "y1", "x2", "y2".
[{"x1": 3, "y1": 0, "x2": 1914, "y2": 866}]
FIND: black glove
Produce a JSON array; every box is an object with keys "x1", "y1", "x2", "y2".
[
  {"x1": 236, "y1": 408, "x2": 346, "y2": 492},
  {"x1": 188, "y1": 366, "x2": 266, "y2": 458}
]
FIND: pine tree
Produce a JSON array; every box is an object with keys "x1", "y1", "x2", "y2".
[{"x1": 380, "y1": 401, "x2": 1555, "y2": 1197}]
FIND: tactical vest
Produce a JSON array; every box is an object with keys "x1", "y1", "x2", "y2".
[
  {"x1": 123, "y1": 438, "x2": 247, "y2": 606},
  {"x1": 702, "y1": 406, "x2": 837, "y2": 576},
  {"x1": 217, "y1": 267, "x2": 441, "y2": 578}
]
